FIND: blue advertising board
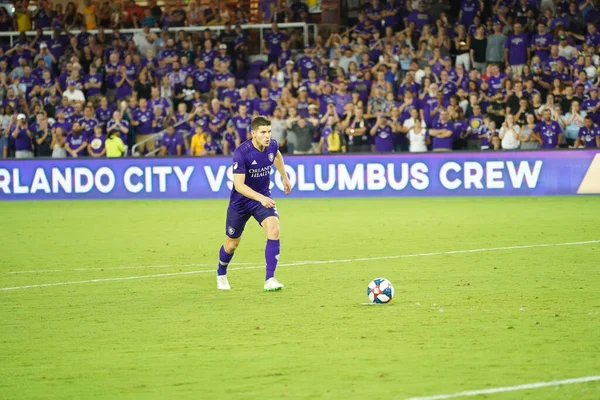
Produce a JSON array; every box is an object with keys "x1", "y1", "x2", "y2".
[{"x1": 0, "y1": 150, "x2": 599, "y2": 200}]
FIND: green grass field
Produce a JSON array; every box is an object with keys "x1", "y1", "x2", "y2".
[{"x1": 1, "y1": 197, "x2": 599, "y2": 400}]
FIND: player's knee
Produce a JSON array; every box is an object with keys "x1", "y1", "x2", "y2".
[
  {"x1": 224, "y1": 237, "x2": 240, "y2": 253},
  {"x1": 267, "y1": 225, "x2": 280, "y2": 240}
]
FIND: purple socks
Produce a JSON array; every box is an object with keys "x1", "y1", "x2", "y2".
[
  {"x1": 265, "y1": 239, "x2": 280, "y2": 280},
  {"x1": 217, "y1": 246, "x2": 233, "y2": 276}
]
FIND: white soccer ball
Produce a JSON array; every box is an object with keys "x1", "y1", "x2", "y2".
[{"x1": 367, "y1": 278, "x2": 394, "y2": 304}]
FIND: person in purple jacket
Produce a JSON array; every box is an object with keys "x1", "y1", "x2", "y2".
[
  {"x1": 215, "y1": 116, "x2": 292, "y2": 292},
  {"x1": 532, "y1": 109, "x2": 563, "y2": 148}
]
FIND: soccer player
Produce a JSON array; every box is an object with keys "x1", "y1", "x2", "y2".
[{"x1": 216, "y1": 116, "x2": 292, "y2": 291}]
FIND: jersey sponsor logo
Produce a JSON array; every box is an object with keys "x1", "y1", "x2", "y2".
[
  {"x1": 251, "y1": 160, "x2": 257, "y2": 165},
  {"x1": 248, "y1": 166, "x2": 271, "y2": 178}
]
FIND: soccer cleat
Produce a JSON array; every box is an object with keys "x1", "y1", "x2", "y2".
[
  {"x1": 264, "y1": 277, "x2": 284, "y2": 292},
  {"x1": 217, "y1": 274, "x2": 231, "y2": 290}
]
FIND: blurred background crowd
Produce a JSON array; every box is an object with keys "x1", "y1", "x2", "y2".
[{"x1": 1, "y1": 0, "x2": 600, "y2": 159}]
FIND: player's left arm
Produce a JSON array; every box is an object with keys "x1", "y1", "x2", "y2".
[{"x1": 273, "y1": 150, "x2": 292, "y2": 195}]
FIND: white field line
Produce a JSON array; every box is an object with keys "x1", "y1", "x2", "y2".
[
  {"x1": 1, "y1": 240, "x2": 599, "y2": 292},
  {"x1": 404, "y1": 375, "x2": 600, "y2": 400},
  {"x1": 3, "y1": 262, "x2": 259, "y2": 275}
]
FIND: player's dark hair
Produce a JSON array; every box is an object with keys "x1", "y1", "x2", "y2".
[{"x1": 251, "y1": 116, "x2": 271, "y2": 132}]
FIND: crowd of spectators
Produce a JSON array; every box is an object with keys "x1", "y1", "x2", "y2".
[{"x1": 1, "y1": 0, "x2": 600, "y2": 159}]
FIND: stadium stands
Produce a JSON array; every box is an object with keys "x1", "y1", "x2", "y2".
[{"x1": 1, "y1": 0, "x2": 599, "y2": 159}]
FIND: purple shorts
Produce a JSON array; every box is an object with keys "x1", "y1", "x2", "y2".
[{"x1": 225, "y1": 202, "x2": 279, "y2": 238}]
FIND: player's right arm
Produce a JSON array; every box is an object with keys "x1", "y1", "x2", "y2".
[{"x1": 233, "y1": 174, "x2": 276, "y2": 208}]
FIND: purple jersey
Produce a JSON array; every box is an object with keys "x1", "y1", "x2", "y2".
[
  {"x1": 78, "y1": 117, "x2": 99, "y2": 139},
  {"x1": 534, "y1": 120, "x2": 562, "y2": 148},
  {"x1": 88, "y1": 134, "x2": 106, "y2": 155},
  {"x1": 84, "y1": 73, "x2": 103, "y2": 96},
  {"x1": 420, "y1": 95, "x2": 439, "y2": 128},
  {"x1": 134, "y1": 108, "x2": 154, "y2": 134},
  {"x1": 66, "y1": 133, "x2": 88, "y2": 156},
  {"x1": 298, "y1": 56, "x2": 317, "y2": 78},
  {"x1": 230, "y1": 139, "x2": 279, "y2": 211},
  {"x1": 460, "y1": 0, "x2": 480, "y2": 26},
  {"x1": 224, "y1": 131, "x2": 240, "y2": 151},
  {"x1": 374, "y1": 124, "x2": 394, "y2": 152},
  {"x1": 431, "y1": 120, "x2": 454, "y2": 150},
  {"x1": 531, "y1": 33, "x2": 552, "y2": 61},
  {"x1": 467, "y1": 115, "x2": 484, "y2": 139},
  {"x1": 114, "y1": 75, "x2": 133, "y2": 100},
  {"x1": 222, "y1": 88, "x2": 240, "y2": 103},
  {"x1": 95, "y1": 107, "x2": 113, "y2": 126},
  {"x1": 161, "y1": 132, "x2": 183, "y2": 155},
  {"x1": 12, "y1": 127, "x2": 32, "y2": 151},
  {"x1": 406, "y1": 10, "x2": 431, "y2": 32},
  {"x1": 578, "y1": 126, "x2": 599, "y2": 148},
  {"x1": 231, "y1": 115, "x2": 251, "y2": 139},
  {"x1": 505, "y1": 32, "x2": 529, "y2": 66},
  {"x1": 199, "y1": 50, "x2": 216, "y2": 68},
  {"x1": 235, "y1": 99, "x2": 253, "y2": 115},
  {"x1": 488, "y1": 73, "x2": 507, "y2": 93},
  {"x1": 264, "y1": 32, "x2": 288, "y2": 58},
  {"x1": 254, "y1": 97, "x2": 277, "y2": 116},
  {"x1": 194, "y1": 69, "x2": 213, "y2": 93}
]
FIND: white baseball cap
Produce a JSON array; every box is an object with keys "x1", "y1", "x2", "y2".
[{"x1": 17, "y1": 113, "x2": 26, "y2": 120}]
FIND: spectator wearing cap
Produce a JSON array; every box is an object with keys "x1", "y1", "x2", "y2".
[
  {"x1": 32, "y1": 111, "x2": 51, "y2": 157},
  {"x1": 105, "y1": 129, "x2": 125, "y2": 158},
  {"x1": 63, "y1": 80, "x2": 85, "y2": 104},
  {"x1": 557, "y1": 33, "x2": 578, "y2": 61},
  {"x1": 160, "y1": 124, "x2": 183, "y2": 156},
  {"x1": 34, "y1": 42, "x2": 57, "y2": 70},
  {"x1": 486, "y1": 21, "x2": 506, "y2": 70}
]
